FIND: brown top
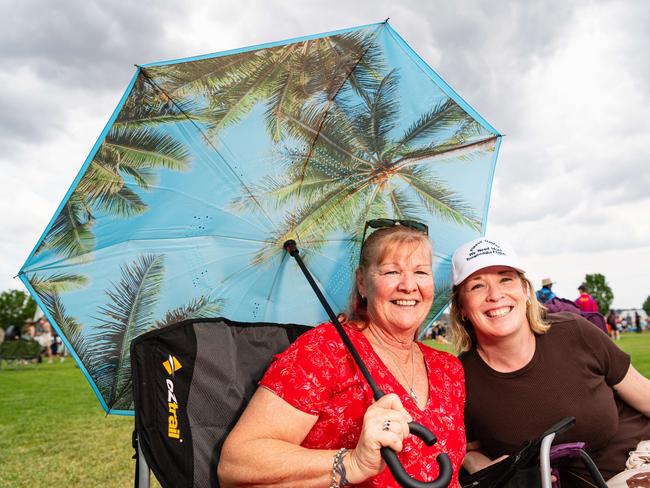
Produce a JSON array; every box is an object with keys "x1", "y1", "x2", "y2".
[{"x1": 461, "y1": 312, "x2": 650, "y2": 481}]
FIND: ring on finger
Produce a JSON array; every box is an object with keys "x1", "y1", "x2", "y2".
[{"x1": 382, "y1": 419, "x2": 391, "y2": 431}]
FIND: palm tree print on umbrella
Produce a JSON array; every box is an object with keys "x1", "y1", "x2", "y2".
[
  {"x1": 32, "y1": 273, "x2": 88, "y2": 350},
  {"x1": 33, "y1": 256, "x2": 223, "y2": 411},
  {"x1": 38, "y1": 27, "x2": 384, "y2": 262},
  {"x1": 19, "y1": 23, "x2": 501, "y2": 414},
  {"x1": 231, "y1": 71, "x2": 499, "y2": 264},
  {"x1": 31, "y1": 273, "x2": 96, "y2": 381},
  {"x1": 91, "y1": 254, "x2": 223, "y2": 410},
  {"x1": 141, "y1": 27, "x2": 385, "y2": 143},
  {"x1": 38, "y1": 76, "x2": 192, "y2": 260}
]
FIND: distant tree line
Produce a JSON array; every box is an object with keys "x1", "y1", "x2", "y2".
[
  {"x1": 583, "y1": 273, "x2": 613, "y2": 315},
  {"x1": 580, "y1": 273, "x2": 648, "y2": 319}
]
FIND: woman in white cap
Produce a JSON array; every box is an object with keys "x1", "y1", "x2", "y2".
[{"x1": 449, "y1": 237, "x2": 650, "y2": 486}]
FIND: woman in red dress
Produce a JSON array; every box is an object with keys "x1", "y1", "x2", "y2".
[{"x1": 218, "y1": 221, "x2": 466, "y2": 487}]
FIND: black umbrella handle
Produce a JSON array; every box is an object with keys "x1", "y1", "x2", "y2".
[
  {"x1": 283, "y1": 240, "x2": 453, "y2": 488},
  {"x1": 383, "y1": 446, "x2": 453, "y2": 488}
]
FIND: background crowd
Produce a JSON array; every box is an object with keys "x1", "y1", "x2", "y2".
[
  {"x1": 535, "y1": 278, "x2": 648, "y2": 339},
  {"x1": 0, "y1": 316, "x2": 66, "y2": 364}
]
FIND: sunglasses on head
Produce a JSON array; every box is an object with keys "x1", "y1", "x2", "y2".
[{"x1": 359, "y1": 218, "x2": 429, "y2": 260}]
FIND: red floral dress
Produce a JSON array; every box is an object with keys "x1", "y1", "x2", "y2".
[{"x1": 260, "y1": 323, "x2": 466, "y2": 487}]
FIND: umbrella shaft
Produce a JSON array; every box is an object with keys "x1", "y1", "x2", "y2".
[{"x1": 284, "y1": 240, "x2": 383, "y2": 400}]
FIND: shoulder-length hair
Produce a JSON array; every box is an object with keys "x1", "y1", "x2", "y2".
[{"x1": 449, "y1": 273, "x2": 550, "y2": 353}]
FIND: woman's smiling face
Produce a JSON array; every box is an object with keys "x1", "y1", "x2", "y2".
[
  {"x1": 459, "y1": 265, "x2": 530, "y2": 343},
  {"x1": 357, "y1": 241, "x2": 434, "y2": 335}
]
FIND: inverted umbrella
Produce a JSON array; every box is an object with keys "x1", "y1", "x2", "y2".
[{"x1": 19, "y1": 21, "x2": 500, "y2": 418}]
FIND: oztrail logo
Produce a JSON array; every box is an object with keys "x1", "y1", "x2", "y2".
[
  {"x1": 162, "y1": 355, "x2": 182, "y2": 440},
  {"x1": 163, "y1": 355, "x2": 182, "y2": 375}
]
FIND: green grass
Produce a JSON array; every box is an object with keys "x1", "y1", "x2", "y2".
[
  {"x1": 0, "y1": 360, "x2": 160, "y2": 488},
  {"x1": 423, "y1": 339, "x2": 454, "y2": 355},
  {"x1": 0, "y1": 331, "x2": 648, "y2": 487},
  {"x1": 616, "y1": 332, "x2": 650, "y2": 376},
  {"x1": 425, "y1": 330, "x2": 650, "y2": 377}
]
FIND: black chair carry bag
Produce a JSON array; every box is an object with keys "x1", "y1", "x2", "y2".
[{"x1": 131, "y1": 317, "x2": 310, "y2": 488}]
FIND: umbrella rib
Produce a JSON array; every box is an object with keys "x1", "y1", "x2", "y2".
[
  {"x1": 138, "y1": 68, "x2": 278, "y2": 231},
  {"x1": 168, "y1": 55, "x2": 254, "y2": 98},
  {"x1": 294, "y1": 23, "x2": 387, "y2": 223},
  {"x1": 397, "y1": 173, "x2": 480, "y2": 228},
  {"x1": 283, "y1": 114, "x2": 372, "y2": 167},
  {"x1": 276, "y1": 175, "x2": 374, "y2": 246},
  {"x1": 391, "y1": 135, "x2": 498, "y2": 170},
  {"x1": 297, "y1": 247, "x2": 347, "y2": 313},
  {"x1": 261, "y1": 252, "x2": 289, "y2": 318}
]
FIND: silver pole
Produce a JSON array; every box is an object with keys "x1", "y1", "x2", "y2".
[
  {"x1": 137, "y1": 437, "x2": 150, "y2": 488},
  {"x1": 539, "y1": 432, "x2": 556, "y2": 488}
]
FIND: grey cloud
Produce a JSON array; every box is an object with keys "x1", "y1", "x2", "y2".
[
  {"x1": 495, "y1": 217, "x2": 649, "y2": 257},
  {"x1": 586, "y1": 156, "x2": 650, "y2": 206},
  {"x1": 0, "y1": 89, "x2": 53, "y2": 146},
  {"x1": 1, "y1": 0, "x2": 176, "y2": 89},
  {"x1": 0, "y1": 70, "x2": 67, "y2": 152},
  {"x1": 0, "y1": 0, "x2": 183, "y2": 156},
  {"x1": 604, "y1": 1, "x2": 650, "y2": 98},
  {"x1": 405, "y1": 0, "x2": 581, "y2": 134}
]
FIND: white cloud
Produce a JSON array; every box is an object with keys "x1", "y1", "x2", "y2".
[{"x1": 486, "y1": 1, "x2": 650, "y2": 306}]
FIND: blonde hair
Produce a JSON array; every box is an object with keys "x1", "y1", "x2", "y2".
[
  {"x1": 347, "y1": 225, "x2": 431, "y2": 326},
  {"x1": 449, "y1": 273, "x2": 549, "y2": 353}
]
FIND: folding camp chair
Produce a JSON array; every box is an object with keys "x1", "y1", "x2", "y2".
[
  {"x1": 460, "y1": 417, "x2": 608, "y2": 488},
  {"x1": 130, "y1": 317, "x2": 310, "y2": 488},
  {"x1": 130, "y1": 317, "x2": 610, "y2": 488}
]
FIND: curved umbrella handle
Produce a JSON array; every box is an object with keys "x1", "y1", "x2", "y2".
[{"x1": 380, "y1": 421, "x2": 453, "y2": 488}]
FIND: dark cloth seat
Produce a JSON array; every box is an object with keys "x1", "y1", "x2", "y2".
[{"x1": 131, "y1": 317, "x2": 310, "y2": 488}]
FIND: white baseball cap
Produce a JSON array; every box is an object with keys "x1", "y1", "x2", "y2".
[{"x1": 451, "y1": 237, "x2": 526, "y2": 286}]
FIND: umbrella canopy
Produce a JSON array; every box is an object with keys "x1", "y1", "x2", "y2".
[{"x1": 19, "y1": 21, "x2": 501, "y2": 414}]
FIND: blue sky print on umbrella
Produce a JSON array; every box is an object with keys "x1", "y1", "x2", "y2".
[{"x1": 19, "y1": 21, "x2": 500, "y2": 413}]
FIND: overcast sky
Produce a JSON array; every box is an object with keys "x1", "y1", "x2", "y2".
[{"x1": 2, "y1": 0, "x2": 649, "y2": 310}]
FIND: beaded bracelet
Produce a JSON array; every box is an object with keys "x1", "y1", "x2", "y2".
[{"x1": 330, "y1": 447, "x2": 350, "y2": 487}]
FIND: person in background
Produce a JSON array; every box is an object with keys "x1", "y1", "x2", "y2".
[
  {"x1": 607, "y1": 310, "x2": 620, "y2": 340},
  {"x1": 575, "y1": 284, "x2": 598, "y2": 313},
  {"x1": 535, "y1": 277, "x2": 556, "y2": 304},
  {"x1": 22, "y1": 320, "x2": 37, "y2": 340},
  {"x1": 4, "y1": 324, "x2": 21, "y2": 341},
  {"x1": 635, "y1": 311, "x2": 643, "y2": 334},
  {"x1": 450, "y1": 237, "x2": 650, "y2": 487},
  {"x1": 18, "y1": 320, "x2": 41, "y2": 364},
  {"x1": 36, "y1": 317, "x2": 53, "y2": 364},
  {"x1": 219, "y1": 220, "x2": 466, "y2": 487},
  {"x1": 52, "y1": 331, "x2": 66, "y2": 361}
]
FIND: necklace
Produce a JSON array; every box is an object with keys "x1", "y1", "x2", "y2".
[{"x1": 368, "y1": 327, "x2": 419, "y2": 404}]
